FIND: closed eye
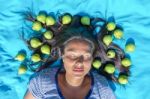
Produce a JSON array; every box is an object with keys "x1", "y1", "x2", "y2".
[
  {"x1": 84, "y1": 55, "x2": 92, "y2": 60},
  {"x1": 66, "y1": 54, "x2": 78, "y2": 60}
]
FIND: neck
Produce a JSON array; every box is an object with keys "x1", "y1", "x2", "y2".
[{"x1": 65, "y1": 73, "x2": 85, "y2": 87}]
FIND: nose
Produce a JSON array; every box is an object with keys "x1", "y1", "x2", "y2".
[
  {"x1": 77, "y1": 55, "x2": 84, "y2": 62},
  {"x1": 75, "y1": 56, "x2": 84, "y2": 67}
]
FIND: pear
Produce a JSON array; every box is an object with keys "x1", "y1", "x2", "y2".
[
  {"x1": 106, "y1": 22, "x2": 116, "y2": 31},
  {"x1": 32, "y1": 21, "x2": 42, "y2": 31},
  {"x1": 113, "y1": 29, "x2": 123, "y2": 39},
  {"x1": 15, "y1": 53, "x2": 26, "y2": 61},
  {"x1": 62, "y1": 14, "x2": 72, "y2": 25},
  {"x1": 43, "y1": 31, "x2": 53, "y2": 40},
  {"x1": 18, "y1": 65, "x2": 27, "y2": 75},
  {"x1": 92, "y1": 59, "x2": 102, "y2": 69},
  {"x1": 102, "y1": 35, "x2": 113, "y2": 46},
  {"x1": 46, "y1": 16, "x2": 56, "y2": 26},
  {"x1": 104, "y1": 64, "x2": 115, "y2": 74},
  {"x1": 107, "y1": 49, "x2": 116, "y2": 58},
  {"x1": 118, "y1": 75, "x2": 128, "y2": 85},
  {"x1": 36, "y1": 14, "x2": 46, "y2": 24},
  {"x1": 31, "y1": 54, "x2": 41, "y2": 62},
  {"x1": 121, "y1": 58, "x2": 131, "y2": 67},
  {"x1": 30, "y1": 38, "x2": 42, "y2": 48},
  {"x1": 125, "y1": 43, "x2": 135, "y2": 52},
  {"x1": 81, "y1": 16, "x2": 90, "y2": 25},
  {"x1": 40, "y1": 44, "x2": 51, "y2": 55}
]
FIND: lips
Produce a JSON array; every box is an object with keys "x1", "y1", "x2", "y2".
[{"x1": 73, "y1": 68, "x2": 84, "y2": 72}]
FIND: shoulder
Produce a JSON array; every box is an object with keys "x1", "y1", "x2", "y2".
[
  {"x1": 92, "y1": 71, "x2": 109, "y2": 87},
  {"x1": 27, "y1": 67, "x2": 60, "y2": 98},
  {"x1": 92, "y1": 71, "x2": 116, "y2": 99}
]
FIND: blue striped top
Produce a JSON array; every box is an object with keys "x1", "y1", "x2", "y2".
[{"x1": 27, "y1": 67, "x2": 116, "y2": 99}]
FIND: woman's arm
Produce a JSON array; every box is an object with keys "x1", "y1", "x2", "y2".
[{"x1": 24, "y1": 90, "x2": 35, "y2": 99}]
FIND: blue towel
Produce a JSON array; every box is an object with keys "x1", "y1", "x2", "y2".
[{"x1": 0, "y1": 0, "x2": 150, "y2": 99}]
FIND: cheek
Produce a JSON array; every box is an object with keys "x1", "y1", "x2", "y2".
[
  {"x1": 63, "y1": 59, "x2": 75, "y2": 72},
  {"x1": 84, "y1": 61, "x2": 92, "y2": 71}
]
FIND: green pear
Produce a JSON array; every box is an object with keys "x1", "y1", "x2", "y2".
[
  {"x1": 36, "y1": 14, "x2": 46, "y2": 24},
  {"x1": 113, "y1": 29, "x2": 123, "y2": 39},
  {"x1": 102, "y1": 35, "x2": 113, "y2": 46},
  {"x1": 31, "y1": 54, "x2": 41, "y2": 62},
  {"x1": 92, "y1": 59, "x2": 102, "y2": 69},
  {"x1": 40, "y1": 44, "x2": 51, "y2": 55},
  {"x1": 32, "y1": 21, "x2": 42, "y2": 31},
  {"x1": 107, "y1": 49, "x2": 116, "y2": 58},
  {"x1": 46, "y1": 16, "x2": 56, "y2": 26},
  {"x1": 81, "y1": 16, "x2": 90, "y2": 25},
  {"x1": 121, "y1": 58, "x2": 131, "y2": 67},
  {"x1": 15, "y1": 53, "x2": 26, "y2": 61},
  {"x1": 106, "y1": 22, "x2": 116, "y2": 31},
  {"x1": 125, "y1": 43, "x2": 135, "y2": 52},
  {"x1": 43, "y1": 31, "x2": 53, "y2": 40},
  {"x1": 62, "y1": 15, "x2": 72, "y2": 25},
  {"x1": 30, "y1": 38, "x2": 42, "y2": 48},
  {"x1": 104, "y1": 64, "x2": 115, "y2": 74},
  {"x1": 18, "y1": 65, "x2": 27, "y2": 75},
  {"x1": 118, "y1": 75, "x2": 128, "y2": 85}
]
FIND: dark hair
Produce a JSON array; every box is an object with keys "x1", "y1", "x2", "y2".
[
  {"x1": 36, "y1": 16, "x2": 99, "y2": 71},
  {"x1": 22, "y1": 12, "x2": 130, "y2": 84}
]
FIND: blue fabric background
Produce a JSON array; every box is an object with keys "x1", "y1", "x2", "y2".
[{"x1": 0, "y1": 0, "x2": 150, "y2": 99}]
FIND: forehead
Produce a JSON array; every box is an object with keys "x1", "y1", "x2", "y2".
[{"x1": 64, "y1": 40, "x2": 92, "y2": 53}]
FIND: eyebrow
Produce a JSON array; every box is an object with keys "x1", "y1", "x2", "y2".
[{"x1": 66, "y1": 48, "x2": 92, "y2": 53}]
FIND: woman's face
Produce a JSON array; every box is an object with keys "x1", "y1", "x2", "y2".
[{"x1": 62, "y1": 39, "x2": 93, "y2": 79}]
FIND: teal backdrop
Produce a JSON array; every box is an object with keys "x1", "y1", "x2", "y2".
[{"x1": 0, "y1": 0, "x2": 150, "y2": 99}]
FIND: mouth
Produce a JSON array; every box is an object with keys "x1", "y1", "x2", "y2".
[{"x1": 73, "y1": 68, "x2": 84, "y2": 72}]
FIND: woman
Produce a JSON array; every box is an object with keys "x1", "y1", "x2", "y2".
[
  {"x1": 24, "y1": 26, "x2": 116, "y2": 99},
  {"x1": 21, "y1": 11, "x2": 130, "y2": 98}
]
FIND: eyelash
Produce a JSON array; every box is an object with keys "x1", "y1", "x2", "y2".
[
  {"x1": 66, "y1": 54, "x2": 92, "y2": 61},
  {"x1": 69, "y1": 55, "x2": 77, "y2": 59}
]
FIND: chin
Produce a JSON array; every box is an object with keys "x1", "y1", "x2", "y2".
[{"x1": 72, "y1": 72, "x2": 85, "y2": 78}]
